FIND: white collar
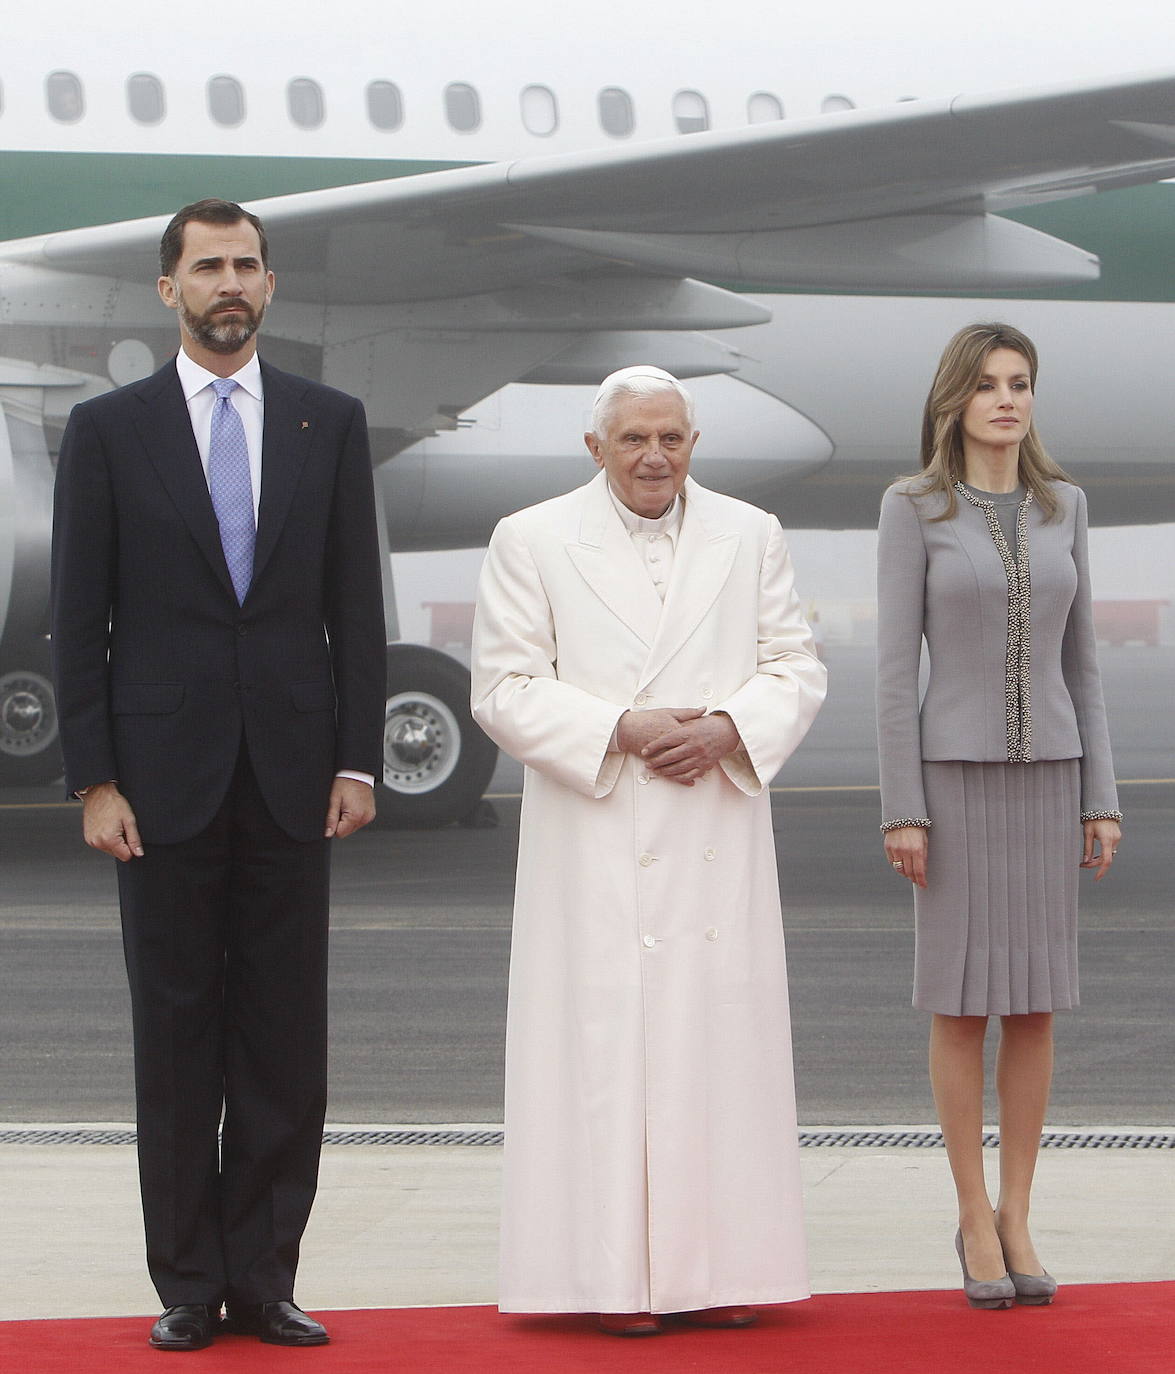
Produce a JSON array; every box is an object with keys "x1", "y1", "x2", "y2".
[
  {"x1": 175, "y1": 347, "x2": 263, "y2": 403},
  {"x1": 607, "y1": 484, "x2": 684, "y2": 538}
]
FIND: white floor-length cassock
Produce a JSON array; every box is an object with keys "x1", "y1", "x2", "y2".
[{"x1": 472, "y1": 472, "x2": 826, "y2": 1315}]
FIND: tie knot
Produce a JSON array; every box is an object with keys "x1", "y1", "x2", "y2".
[{"x1": 212, "y1": 378, "x2": 239, "y2": 401}]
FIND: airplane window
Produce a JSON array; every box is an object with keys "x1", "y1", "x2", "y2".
[
  {"x1": 672, "y1": 90, "x2": 709, "y2": 134},
  {"x1": 747, "y1": 91, "x2": 784, "y2": 123},
  {"x1": 46, "y1": 71, "x2": 85, "y2": 123},
  {"x1": 367, "y1": 80, "x2": 404, "y2": 131},
  {"x1": 445, "y1": 82, "x2": 481, "y2": 133},
  {"x1": 821, "y1": 94, "x2": 856, "y2": 112},
  {"x1": 127, "y1": 73, "x2": 166, "y2": 125},
  {"x1": 208, "y1": 75, "x2": 246, "y2": 126},
  {"x1": 598, "y1": 87, "x2": 634, "y2": 137},
  {"x1": 520, "y1": 84, "x2": 558, "y2": 136},
  {"x1": 288, "y1": 78, "x2": 325, "y2": 129}
]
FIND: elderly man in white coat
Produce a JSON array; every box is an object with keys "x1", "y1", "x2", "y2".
[{"x1": 471, "y1": 365, "x2": 827, "y2": 1337}]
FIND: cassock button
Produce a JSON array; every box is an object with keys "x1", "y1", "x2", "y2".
[
  {"x1": 637, "y1": 773, "x2": 650, "y2": 785},
  {"x1": 634, "y1": 692, "x2": 649, "y2": 706},
  {"x1": 701, "y1": 687, "x2": 714, "y2": 699},
  {"x1": 705, "y1": 928, "x2": 719, "y2": 942},
  {"x1": 643, "y1": 935, "x2": 656, "y2": 949},
  {"x1": 639, "y1": 853, "x2": 654, "y2": 867},
  {"x1": 704, "y1": 848, "x2": 716, "y2": 861}
]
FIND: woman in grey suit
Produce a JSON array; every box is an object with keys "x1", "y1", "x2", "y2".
[{"x1": 876, "y1": 323, "x2": 1121, "y2": 1309}]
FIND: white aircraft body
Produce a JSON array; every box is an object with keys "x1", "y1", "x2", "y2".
[{"x1": 2, "y1": 0, "x2": 1174, "y2": 819}]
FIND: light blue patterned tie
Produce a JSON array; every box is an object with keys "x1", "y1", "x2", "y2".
[{"x1": 208, "y1": 378, "x2": 255, "y2": 603}]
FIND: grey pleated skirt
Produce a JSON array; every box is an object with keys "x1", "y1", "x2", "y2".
[{"x1": 913, "y1": 759, "x2": 1081, "y2": 1016}]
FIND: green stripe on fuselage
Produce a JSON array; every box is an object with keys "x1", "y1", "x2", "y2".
[
  {"x1": 0, "y1": 150, "x2": 474, "y2": 239},
  {"x1": 1002, "y1": 184, "x2": 1175, "y2": 303},
  {"x1": 2, "y1": 151, "x2": 1172, "y2": 303}
]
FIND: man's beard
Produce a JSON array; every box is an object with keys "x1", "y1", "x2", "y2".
[{"x1": 177, "y1": 293, "x2": 265, "y2": 355}]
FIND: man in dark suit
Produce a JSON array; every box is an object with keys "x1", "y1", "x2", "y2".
[{"x1": 50, "y1": 199, "x2": 386, "y2": 1351}]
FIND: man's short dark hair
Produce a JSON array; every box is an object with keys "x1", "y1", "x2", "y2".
[{"x1": 159, "y1": 199, "x2": 269, "y2": 277}]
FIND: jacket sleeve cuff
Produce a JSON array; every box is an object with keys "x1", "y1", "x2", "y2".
[{"x1": 880, "y1": 817, "x2": 932, "y2": 833}]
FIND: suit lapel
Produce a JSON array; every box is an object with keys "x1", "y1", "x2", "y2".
[
  {"x1": 251, "y1": 362, "x2": 314, "y2": 592},
  {"x1": 564, "y1": 471, "x2": 664, "y2": 647},
  {"x1": 131, "y1": 361, "x2": 237, "y2": 601},
  {"x1": 636, "y1": 477, "x2": 740, "y2": 691}
]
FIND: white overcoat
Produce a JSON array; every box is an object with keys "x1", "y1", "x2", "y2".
[{"x1": 471, "y1": 471, "x2": 827, "y2": 1314}]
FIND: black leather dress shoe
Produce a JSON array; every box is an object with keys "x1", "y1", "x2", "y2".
[
  {"x1": 149, "y1": 1304, "x2": 219, "y2": 1351},
  {"x1": 226, "y1": 1301, "x2": 330, "y2": 1346}
]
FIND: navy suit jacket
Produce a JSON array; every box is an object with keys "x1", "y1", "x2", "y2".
[{"x1": 51, "y1": 357, "x2": 386, "y2": 844}]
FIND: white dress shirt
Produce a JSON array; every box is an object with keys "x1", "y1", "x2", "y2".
[{"x1": 174, "y1": 348, "x2": 264, "y2": 522}]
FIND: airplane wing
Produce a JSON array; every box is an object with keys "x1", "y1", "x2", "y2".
[{"x1": 6, "y1": 68, "x2": 1175, "y2": 440}]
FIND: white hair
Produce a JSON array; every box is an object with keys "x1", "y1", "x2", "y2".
[{"x1": 590, "y1": 365, "x2": 696, "y2": 437}]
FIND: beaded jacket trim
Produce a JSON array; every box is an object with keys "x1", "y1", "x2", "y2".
[
  {"x1": 1080, "y1": 809, "x2": 1123, "y2": 822},
  {"x1": 955, "y1": 482, "x2": 1034, "y2": 762},
  {"x1": 880, "y1": 818, "x2": 932, "y2": 833}
]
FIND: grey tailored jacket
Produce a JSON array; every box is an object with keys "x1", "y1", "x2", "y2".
[{"x1": 876, "y1": 477, "x2": 1119, "y2": 829}]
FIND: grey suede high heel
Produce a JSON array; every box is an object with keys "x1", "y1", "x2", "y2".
[
  {"x1": 1006, "y1": 1266, "x2": 1057, "y2": 1305},
  {"x1": 955, "y1": 1229, "x2": 1015, "y2": 1309}
]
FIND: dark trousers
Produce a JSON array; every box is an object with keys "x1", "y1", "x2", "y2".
[{"x1": 117, "y1": 744, "x2": 331, "y2": 1307}]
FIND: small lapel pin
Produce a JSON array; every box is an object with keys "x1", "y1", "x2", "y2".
[{"x1": 300, "y1": 419, "x2": 310, "y2": 430}]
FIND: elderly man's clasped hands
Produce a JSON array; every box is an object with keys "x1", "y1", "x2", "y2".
[{"x1": 616, "y1": 706, "x2": 741, "y2": 785}]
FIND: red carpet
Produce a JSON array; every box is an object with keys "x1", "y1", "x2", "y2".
[{"x1": 2, "y1": 1284, "x2": 1172, "y2": 1373}]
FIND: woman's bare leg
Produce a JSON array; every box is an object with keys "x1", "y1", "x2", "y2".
[
  {"x1": 994, "y1": 1012, "x2": 1054, "y2": 1275},
  {"x1": 929, "y1": 1013, "x2": 1005, "y2": 1279}
]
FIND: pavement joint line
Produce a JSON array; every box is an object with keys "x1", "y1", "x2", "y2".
[{"x1": 3, "y1": 1125, "x2": 1173, "y2": 1149}]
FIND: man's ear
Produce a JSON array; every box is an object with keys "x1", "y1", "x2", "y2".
[
  {"x1": 584, "y1": 432, "x2": 604, "y2": 467},
  {"x1": 157, "y1": 275, "x2": 178, "y2": 310}
]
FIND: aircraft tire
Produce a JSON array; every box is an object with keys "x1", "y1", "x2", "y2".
[
  {"x1": 375, "y1": 644, "x2": 498, "y2": 828},
  {"x1": 0, "y1": 654, "x2": 63, "y2": 788}
]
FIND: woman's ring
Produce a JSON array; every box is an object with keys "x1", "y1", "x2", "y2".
[{"x1": 892, "y1": 860, "x2": 903, "y2": 870}]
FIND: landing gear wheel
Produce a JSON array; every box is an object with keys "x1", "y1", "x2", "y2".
[
  {"x1": 0, "y1": 664, "x2": 62, "y2": 786},
  {"x1": 376, "y1": 645, "x2": 498, "y2": 828}
]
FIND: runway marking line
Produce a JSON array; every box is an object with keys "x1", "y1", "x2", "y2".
[
  {"x1": 486, "y1": 777, "x2": 1173, "y2": 801},
  {"x1": 4, "y1": 777, "x2": 1172, "y2": 811}
]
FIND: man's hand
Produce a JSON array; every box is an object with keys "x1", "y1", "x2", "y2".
[
  {"x1": 615, "y1": 708, "x2": 705, "y2": 759},
  {"x1": 639, "y1": 711, "x2": 741, "y2": 786},
  {"x1": 82, "y1": 782, "x2": 144, "y2": 862},
  {"x1": 325, "y1": 777, "x2": 376, "y2": 838}
]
